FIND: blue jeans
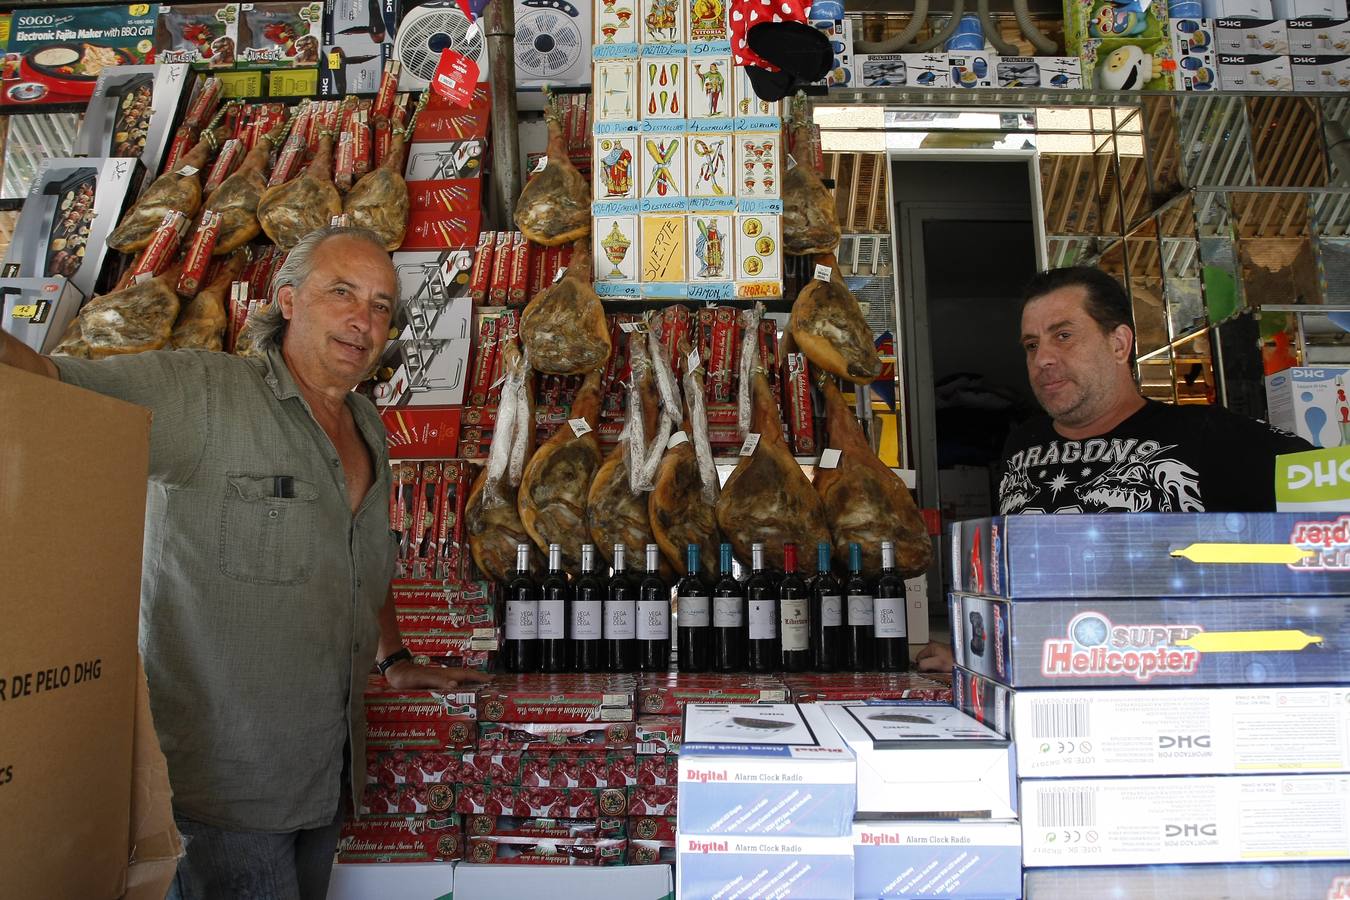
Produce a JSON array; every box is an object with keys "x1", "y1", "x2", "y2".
[{"x1": 166, "y1": 807, "x2": 342, "y2": 900}]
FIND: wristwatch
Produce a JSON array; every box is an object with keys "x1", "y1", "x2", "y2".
[{"x1": 377, "y1": 647, "x2": 413, "y2": 674}]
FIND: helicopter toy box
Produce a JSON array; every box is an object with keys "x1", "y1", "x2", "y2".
[
  {"x1": 950, "y1": 591, "x2": 1350, "y2": 688},
  {"x1": 677, "y1": 703, "x2": 855, "y2": 837},
  {"x1": 950, "y1": 513, "x2": 1350, "y2": 599}
]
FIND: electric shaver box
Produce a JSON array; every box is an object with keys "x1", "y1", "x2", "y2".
[
  {"x1": 823, "y1": 704, "x2": 1015, "y2": 819},
  {"x1": 1011, "y1": 684, "x2": 1350, "y2": 778},
  {"x1": 853, "y1": 821, "x2": 1022, "y2": 900},
  {"x1": 676, "y1": 833, "x2": 854, "y2": 900},
  {"x1": 677, "y1": 703, "x2": 855, "y2": 837},
  {"x1": 950, "y1": 513, "x2": 1350, "y2": 599},
  {"x1": 950, "y1": 591, "x2": 1350, "y2": 688},
  {"x1": 1021, "y1": 774, "x2": 1350, "y2": 866},
  {"x1": 1024, "y1": 861, "x2": 1350, "y2": 897}
]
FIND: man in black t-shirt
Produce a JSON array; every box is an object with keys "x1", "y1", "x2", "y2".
[{"x1": 997, "y1": 266, "x2": 1311, "y2": 515}]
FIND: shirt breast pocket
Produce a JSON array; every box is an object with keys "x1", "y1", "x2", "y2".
[{"x1": 220, "y1": 474, "x2": 320, "y2": 586}]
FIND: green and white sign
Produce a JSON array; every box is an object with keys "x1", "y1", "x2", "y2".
[{"x1": 1276, "y1": 445, "x2": 1350, "y2": 512}]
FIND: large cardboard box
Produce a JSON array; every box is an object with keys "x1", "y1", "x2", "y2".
[
  {"x1": 0, "y1": 368, "x2": 179, "y2": 899},
  {"x1": 453, "y1": 863, "x2": 673, "y2": 899}
]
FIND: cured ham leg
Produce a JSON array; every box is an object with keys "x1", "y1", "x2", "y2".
[
  {"x1": 467, "y1": 344, "x2": 538, "y2": 581},
  {"x1": 518, "y1": 369, "x2": 605, "y2": 575},
  {"x1": 107, "y1": 123, "x2": 230, "y2": 253},
  {"x1": 79, "y1": 265, "x2": 184, "y2": 358},
  {"x1": 513, "y1": 100, "x2": 590, "y2": 246},
  {"x1": 257, "y1": 126, "x2": 343, "y2": 249},
  {"x1": 204, "y1": 116, "x2": 290, "y2": 255},
  {"x1": 343, "y1": 122, "x2": 410, "y2": 250},
  {"x1": 814, "y1": 375, "x2": 932, "y2": 579},
  {"x1": 781, "y1": 101, "x2": 841, "y2": 257},
  {"x1": 171, "y1": 251, "x2": 248, "y2": 351},
  {"x1": 519, "y1": 237, "x2": 611, "y2": 375},
  {"x1": 789, "y1": 255, "x2": 881, "y2": 384}
]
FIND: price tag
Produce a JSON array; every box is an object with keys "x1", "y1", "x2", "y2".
[
  {"x1": 430, "y1": 47, "x2": 480, "y2": 109},
  {"x1": 569, "y1": 417, "x2": 593, "y2": 437},
  {"x1": 738, "y1": 432, "x2": 760, "y2": 457},
  {"x1": 532, "y1": 155, "x2": 549, "y2": 174},
  {"x1": 176, "y1": 165, "x2": 199, "y2": 176},
  {"x1": 619, "y1": 321, "x2": 643, "y2": 333},
  {"x1": 327, "y1": 51, "x2": 342, "y2": 71},
  {"x1": 10, "y1": 303, "x2": 37, "y2": 319},
  {"x1": 687, "y1": 349, "x2": 701, "y2": 371},
  {"x1": 464, "y1": 20, "x2": 481, "y2": 42},
  {"x1": 553, "y1": 267, "x2": 566, "y2": 283},
  {"x1": 668, "y1": 430, "x2": 689, "y2": 449},
  {"x1": 813, "y1": 264, "x2": 831, "y2": 282},
  {"x1": 818, "y1": 448, "x2": 842, "y2": 469}
]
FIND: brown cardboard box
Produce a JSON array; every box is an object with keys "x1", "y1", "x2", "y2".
[{"x1": 0, "y1": 368, "x2": 180, "y2": 899}]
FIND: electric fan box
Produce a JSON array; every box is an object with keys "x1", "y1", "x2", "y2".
[
  {"x1": 1011, "y1": 685, "x2": 1350, "y2": 778},
  {"x1": 1021, "y1": 774, "x2": 1350, "y2": 866},
  {"x1": 677, "y1": 703, "x2": 856, "y2": 837},
  {"x1": 822, "y1": 704, "x2": 1015, "y2": 819},
  {"x1": 852, "y1": 821, "x2": 1022, "y2": 900},
  {"x1": 675, "y1": 833, "x2": 854, "y2": 900},
  {"x1": 1266, "y1": 366, "x2": 1350, "y2": 448}
]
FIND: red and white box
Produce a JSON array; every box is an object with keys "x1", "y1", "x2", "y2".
[
  {"x1": 462, "y1": 815, "x2": 627, "y2": 840},
  {"x1": 457, "y1": 751, "x2": 525, "y2": 784},
  {"x1": 476, "y1": 683, "x2": 636, "y2": 723},
  {"x1": 454, "y1": 785, "x2": 630, "y2": 818},
  {"x1": 366, "y1": 749, "x2": 462, "y2": 785},
  {"x1": 361, "y1": 782, "x2": 457, "y2": 816},
  {"x1": 477, "y1": 721, "x2": 636, "y2": 751},
  {"x1": 635, "y1": 717, "x2": 683, "y2": 755},
  {"x1": 518, "y1": 751, "x2": 637, "y2": 789},
  {"x1": 366, "y1": 720, "x2": 477, "y2": 751},
  {"x1": 636, "y1": 754, "x2": 678, "y2": 786},
  {"x1": 627, "y1": 785, "x2": 678, "y2": 816},
  {"x1": 464, "y1": 835, "x2": 626, "y2": 866},
  {"x1": 628, "y1": 815, "x2": 677, "y2": 842},
  {"x1": 627, "y1": 840, "x2": 676, "y2": 866},
  {"x1": 337, "y1": 815, "x2": 463, "y2": 863}
]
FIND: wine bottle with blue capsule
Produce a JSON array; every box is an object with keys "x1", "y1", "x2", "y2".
[
  {"x1": 712, "y1": 543, "x2": 746, "y2": 672},
  {"x1": 677, "y1": 544, "x2": 712, "y2": 672}
]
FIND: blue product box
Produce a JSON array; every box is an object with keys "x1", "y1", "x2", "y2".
[
  {"x1": 677, "y1": 834, "x2": 854, "y2": 900},
  {"x1": 677, "y1": 703, "x2": 855, "y2": 837},
  {"x1": 950, "y1": 592, "x2": 1350, "y2": 688},
  {"x1": 1024, "y1": 862, "x2": 1350, "y2": 899},
  {"x1": 951, "y1": 665, "x2": 1013, "y2": 738},
  {"x1": 950, "y1": 513, "x2": 1350, "y2": 599},
  {"x1": 853, "y1": 820, "x2": 1022, "y2": 900}
]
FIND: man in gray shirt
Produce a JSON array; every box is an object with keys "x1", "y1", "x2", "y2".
[{"x1": 0, "y1": 224, "x2": 488, "y2": 899}]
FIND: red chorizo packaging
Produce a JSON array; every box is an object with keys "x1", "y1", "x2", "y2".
[
  {"x1": 365, "y1": 720, "x2": 478, "y2": 751},
  {"x1": 627, "y1": 840, "x2": 676, "y2": 865},
  {"x1": 487, "y1": 231, "x2": 512, "y2": 305},
  {"x1": 366, "y1": 749, "x2": 462, "y2": 785},
  {"x1": 362, "y1": 781, "x2": 457, "y2": 816},
  {"x1": 391, "y1": 581, "x2": 492, "y2": 608},
  {"x1": 463, "y1": 815, "x2": 626, "y2": 840},
  {"x1": 454, "y1": 785, "x2": 629, "y2": 818},
  {"x1": 476, "y1": 685, "x2": 635, "y2": 724},
  {"x1": 518, "y1": 752, "x2": 636, "y2": 789},
  {"x1": 783, "y1": 351, "x2": 815, "y2": 456},
  {"x1": 626, "y1": 785, "x2": 678, "y2": 816},
  {"x1": 508, "y1": 232, "x2": 530, "y2": 306},
  {"x1": 636, "y1": 679, "x2": 789, "y2": 715},
  {"x1": 477, "y1": 721, "x2": 636, "y2": 751},
  {"x1": 457, "y1": 751, "x2": 524, "y2": 785},
  {"x1": 203, "y1": 138, "x2": 243, "y2": 193},
  {"x1": 128, "y1": 210, "x2": 190, "y2": 281},
  {"x1": 635, "y1": 716, "x2": 683, "y2": 755},
  {"x1": 628, "y1": 815, "x2": 677, "y2": 841},
  {"x1": 363, "y1": 676, "x2": 477, "y2": 723},
  {"x1": 468, "y1": 231, "x2": 495, "y2": 304},
  {"x1": 636, "y1": 754, "x2": 678, "y2": 786},
  {"x1": 394, "y1": 608, "x2": 496, "y2": 637},
  {"x1": 708, "y1": 306, "x2": 738, "y2": 403},
  {"x1": 465, "y1": 835, "x2": 625, "y2": 866},
  {"x1": 782, "y1": 672, "x2": 952, "y2": 703},
  {"x1": 176, "y1": 210, "x2": 222, "y2": 297},
  {"x1": 400, "y1": 626, "x2": 500, "y2": 662},
  {"x1": 337, "y1": 814, "x2": 463, "y2": 863}
]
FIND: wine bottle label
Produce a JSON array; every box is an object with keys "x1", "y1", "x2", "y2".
[
  {"x1": 572, "y1": 600, "x2": 603, "y2": 639},
  {"x1": 637, "y1": 599, "x2": 671, "y2": 640},
  {"x1": 678, "y1": 595, "x2": 711, "y2": 627},
  {"x1": 748, "y1": 600, "x2": 776, "y2": 639},
  {"x1": 847, "y1": 594, "x2": 874, "y2": 626},
  {"x1": 874, "y1": 596, "x2": 907, "y2": 639},
  {"x1": 820, "y1": 595, "x2": 843, "y2": 627},
  {"x1": 537, "y1": 599, "x2": 566, "y2": 639},
  {"x1": 780, "y1": 597, "x2": 809, "y2": 651},
  {"x1": 713, "y1": 596, "x2": 744, "y2": 627},
  {"x1": 505, "y1": 600, "x2": 538, "y2": 640},
  {"x1": 605, "y1": 600, "x2": 636, "y2": 640}
]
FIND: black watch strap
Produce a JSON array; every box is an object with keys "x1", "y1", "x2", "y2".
[{"x1": 377, "y1": 647, "x2": 413, "y2": 674}]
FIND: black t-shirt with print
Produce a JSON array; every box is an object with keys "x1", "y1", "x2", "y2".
[{"x1": 997, "y1": 400, "x2": 1313, "y2": 514}]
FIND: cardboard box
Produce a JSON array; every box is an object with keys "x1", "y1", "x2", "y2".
[
  {"x1": 1218, "y1": 52, "x2": 1293, "y2": 87},
  {"x1": 75, "y1": 64, "x2": 191, "y2": 178},
  {"x1": 466, "y1": 834, "x2": 627, "y2": 865},
  {"x1": 1276, "y1": 0, "x2": 1349, "y2": 16},
  {"x1": 318, "y1": 0, "x2": 399, "y2": 97},
  {"x1": 1013, "y1": 684, "x2": 1350, "y2": 778},
  {"x1": 1292, "y1": 53, "x2": 1350, "y2": 87},
  {"x1": 455, "y1": 784, "x2": 629, "y2": 818},
  {"x1": 853, "y1": 821, "x2": 1022, "y2": 900},
  {"x1": 635, "y1": 716, "x2": 683, "y2": 754},
  {"x1": 993, "y1": 56, "x2": 1084, "y2": 87},
  {"x1": 380, "y1": 406, "x2": 463, "y2": 459},
  {"x1": 1169, "y1": 18, "x2": 1220, "y2": 89},
  {"x1": 1276, "y1": 445, "x2": 1350, "y2": 512},
  {"x1": 1023, "y1": 862, "x2": 1350, "y2": 897},
  {"x1": 676, "y1": 834, "x2": 854, "y2": 899},
  {"x1": 677, "y1": 703, "x2": 855, "y2": 836},
  {"x1": 951, "y1": 665, "x2": 1013, "y2": 738},
  {"x1": 951, "y1": 592, "x2": 1350, "y2": 688},
  {"x1": 1021, "y1": 774, "x2": 1350, "y2": 866},
  {"x1": 337, "y1": 814, "x2": 462, "y2": 862},
  {"x1": 857, "y1": 53, "x2": 950, "y2": 87},
  {"x1": 476, "y1": 683, "x2": 635, "y2": 723},
  {"x1": 638, "y1": 678, "x2": 789, "y2": 714},
  {"x1": 0, "y1": 368, "x2": 179, "y2": 900},
  {"x1": 1, "y1": 276, "x2": 84, "y2": 354},
  {"x1": 327, "y1": 862, "x2": 454, "y2": 899},
  {"x1": 1, "y1": 4, "x2": 157, "y2": 107},
  {"x1": 1267, "y1": 366, "x2": 1350, "y2": 447},
  {"x1": 3, "y1": 157, "x2": 137, "y2": 299},
  {"x1": 947, "y1": 52, "x2": 997, "y2": 87},
  {"x1": 1215, "y1": 17, "x2": 1289, "y2": 51},
  {"x1": 477, "y1": 721, "x2": 636, "y2": 751},
  {"x1": 452, "y1": 864, "x2": 672, "y2": 900},
  {"x1": 1287, "y1": 17, "x2": 1350, "y2": 52},
  {"x1": 824, "y1": 704, "x2": 1016, "y2": 819},
  {"x1": 950, "y1": 512, "x2": 1350, "y2": 599}
]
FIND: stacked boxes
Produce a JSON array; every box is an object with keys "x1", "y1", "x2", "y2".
[
  {"x1": 676, "y1": 703, "x2": 856, "y2": 899},
  {"x1": 948, "y1": 512, "x2": 1350, "y2": 889}
]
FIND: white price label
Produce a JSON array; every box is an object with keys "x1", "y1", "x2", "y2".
[
  {"x1": 813, "y1": 264, "x2": 831, "y2": 282},
  {"x1": 532, "y1": 155, "x2": 548, "y2": 173},
  {"x1": 553, "y1": 267, "x2": 566, "y2": 283},
  {"x1": 738, "y1": 432, "x2": 761, "y2": 456},
  {"x1": 687, "y1": 349, "x2": 701, "y2": 371},
  {"x1": 176, "y1": 165, "x2": 199, "y2": 176},
  {"x1": 620, "y1": 321, "x2": 643, "y2": 333},
  {"x1": 569, "y1": 417, "x2": 593, "y2": 437},
  {"x1": 667, "y1": 430, "x2": 689, "y2": 449},
  {"x1": 786, "y1": 154, "x2": 797, "y2": 170},
  {"x1": 818, "y1": 448, "x2": 842, "y2": 469}
]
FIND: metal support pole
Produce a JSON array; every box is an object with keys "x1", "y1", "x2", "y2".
[{"x1": 485, "y1": 0, "x2": 521, "y2": 228}]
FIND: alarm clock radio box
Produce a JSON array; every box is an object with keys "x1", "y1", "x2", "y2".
[
  {"x1": 1024, "y1": 862, "x2": 1350, "y2": 898},
  {"x1": 853, "y1": 821, "x2": 1022, "y2": 900},
  {"x1": 676, "y1": 833, "x2": 854, "y2": 900}
]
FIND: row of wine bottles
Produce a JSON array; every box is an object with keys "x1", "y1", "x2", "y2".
[{"x1": 500, "y1": 538, "x2": 910, "y2": 674}]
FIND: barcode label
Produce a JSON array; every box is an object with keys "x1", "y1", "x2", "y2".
[
  {"x1": 1031, "y1": 699, "x2": 1089, "y2": 739},
  {"x1": 638, "y1": 742, "x2": 662, "y2": 754},
  {"x1": 1037, "y1": 789, "x2": 1097, "y2": 828}
]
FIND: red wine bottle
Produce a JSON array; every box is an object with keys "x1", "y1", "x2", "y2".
[
  {"x1": 778, "y1": 542, "x2": 810, "y2": 672},
  {"x1": 844, "y1": 542, "x2": 875, "y2": 672},
  {"x1": 637, "y1": 544, "x2": 671, "y2": 672},
  {"x1": 677, "y1": 543, "x2": 712, "y2": 672},
  {"x1": 875, "y1": 540, "x2": 910, "y2": 672},
  {"x1": 712, "y1": 542, "x2": 746, "y2": 672},
  {"x1": 745, "y1": 542, "x2": 780, "y2": 673},
  {"x1": 809, "y1": 541, "x2": 843, "y2": 672},
  {"x1": 572, "y1": 543, "x2": 605, "y2": 673},
  {"x1": 503, "y1": 542, "x2": 539, "y2": 673},
  {"x1": 604, "y1": 543, "x2": 637, "y2": 672},
  {"x1": 538, "y1": 543, "x2": 570, "y2": 672}
]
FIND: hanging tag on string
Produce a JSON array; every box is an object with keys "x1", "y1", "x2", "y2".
[
  {"x1": 668, "y1": 430, "x2": 690, "y2": 449},
  {"x1": 531, "y1": 155, "x2": 549, "y2": 174},
  {"x1": 687, "y1": 349, "x2": 701, "y2": 371},
  {"x1": 431, "y1": 47, "x2": 479, "y2": 109},
  {"x1": 569, "y1": 417, "x2": 593, "y2": 437},
  {"x1": 553, "y1": 267, "x2": 566, "y2": 283},
  {"x1": 813, "y1": 264, "x2": 831, "y2": 282},
  {"x1": 738, "y1": 432, "x2": 761, "y2": 457},
  {"x1": 818, "y1": 448, "x2": 842, "y2": 469}
]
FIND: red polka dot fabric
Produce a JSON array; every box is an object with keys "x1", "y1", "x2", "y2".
[{"x1": 730, "y1": 0, "x2": 809, "y2": 70}]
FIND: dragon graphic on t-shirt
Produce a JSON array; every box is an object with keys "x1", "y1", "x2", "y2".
[
  {"x1": 996, "y1": 462, "x2": 1038, "y2": 513},
  {"x1": 1074, "y1": 444, "x2": 1202, "y2": 512}
]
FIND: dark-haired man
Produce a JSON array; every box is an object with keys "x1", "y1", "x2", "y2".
[{"x1": 998, "y1": 265, "x2": 1310, "y2": 515}]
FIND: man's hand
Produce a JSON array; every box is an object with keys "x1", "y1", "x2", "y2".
[
  {"x1": 915, "y1": 641, "x2": 954, "y2": 674},
  {"x1": 383, "y1": 660, "x2": 493, "y2": 691},
  {"x1": 0, "y1": 328, "x2": 58, "y2": 379}
]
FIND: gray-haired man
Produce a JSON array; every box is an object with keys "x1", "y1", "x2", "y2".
[{"x1": 0, "y1": 225, "x2": 489, "y2": 899}]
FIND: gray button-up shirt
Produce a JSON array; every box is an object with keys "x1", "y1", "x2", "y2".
[{"x1": 53, "y1": 347, "x2": 395, "y2": 832}]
